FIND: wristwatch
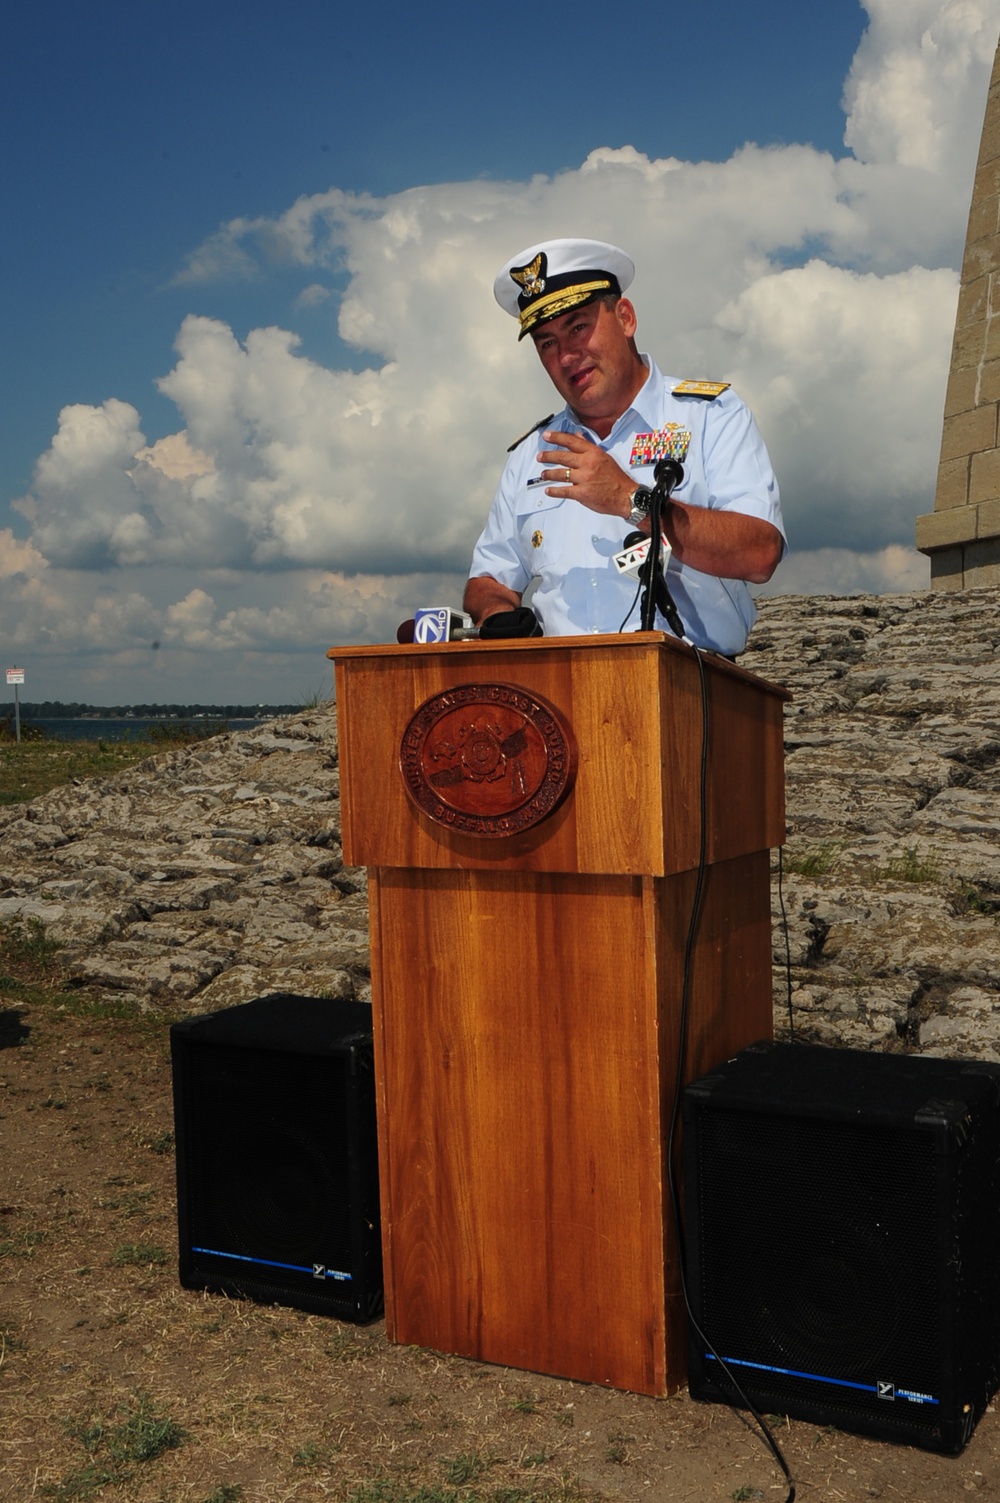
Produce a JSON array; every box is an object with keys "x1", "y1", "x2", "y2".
[{"x1": 627, "y1": 486, "x2": 653, "y2": 525}]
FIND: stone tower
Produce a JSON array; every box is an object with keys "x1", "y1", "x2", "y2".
[{"x1": 917, "y1": 39, "x2": 1000, "y2": 588}]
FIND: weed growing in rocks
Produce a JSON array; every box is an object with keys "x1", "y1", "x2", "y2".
[
  {"x1": 877, "y1": 846, "x2": 941, "y2": 884},
  {"x1": 783, "y1": 842, "x2": 842, "y2": 878}
]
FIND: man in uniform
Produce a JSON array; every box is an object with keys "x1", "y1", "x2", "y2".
[{"x1": 464, "y1": 238, "x2": 785, "y2": 654}]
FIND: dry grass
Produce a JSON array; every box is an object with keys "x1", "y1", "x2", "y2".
[{"x1": 2, "y1": 974, "x2": 999, "y2": 1499}]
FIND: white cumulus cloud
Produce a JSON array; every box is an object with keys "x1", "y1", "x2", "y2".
[{"x1": 5, "y1": 0, "x2": 999, "y2": 700}]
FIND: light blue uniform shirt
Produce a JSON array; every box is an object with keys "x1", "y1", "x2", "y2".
[{"x1": 469, "y1": 357, "x2": 785, "y2": 654}]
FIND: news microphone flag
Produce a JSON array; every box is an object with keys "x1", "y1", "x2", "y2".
[
  {"x1": 413, "y1": 607, "x2": 473, "y2": 644},
  {"x1": 613, "y1": 536, "x2": 673, "y2": 580}
]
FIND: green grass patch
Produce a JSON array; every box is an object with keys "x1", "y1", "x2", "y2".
[
  {"x1": 41, "y1": 1459, "x2": 115, "y2": 1500},
  {"x1": 0, "y1": 721, "x2": 230, "y2": 807},
  {"x1": 442, "y1": 1453, "x2": 490, "y2": 1485},
  {"x1": 0, "y1": 915, "x2": 61, "y2": 969},
  {"x1": 949, "y1": 880, "x2": 1000, "y2": 917},
  {"x1": 0, "y1": 917, "x2": 158, "y2": 1023},
  {"x1": 111, "y1": 1243, "x2": 169, "y2": 1268},
  {"x1": 877, "y1": 846, "x2": 940, "y2": 884},
  {"x1": 782, "y1": 841, "x2": 842, "y2": 878},
  {"x1": 0, "y1": 1227, "x2": 45, "y2": 1260},
  {"x1": 344, "y1": 1486, "x2": 584, "y2": 1503},
  {"x1": 293, "y1": 1439, "x2": 341, "y2": 1467},
  {"x1": 0, "y1": 738, "x2": 156, "y2": 806},
  {"x1": 55, "y1": 992, "x2": 154, "y2": 1021},
  {"x1": 324, "y1": 1328, "x2": 378, "y2": 1362},
  {"x1": 134, "y1": 1127, "x2": 175, "y2": 1155},
  {"x1": 100, "y1": 1186, "x2": 156, "y2": 1217},
  {"x1": 48, "y1": 1392, "x2": 186, "y2": 1500}
]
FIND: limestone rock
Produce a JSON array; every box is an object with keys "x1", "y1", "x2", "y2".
[
  {"x1": 0, "y1": 712, "x2": 358, "y2": 1014},
  {"x1": 744, "y1": 586, "x2": 1000, "y2": 1061},
  {"x1": 2, "y1": 590, "x2": 1000, "y2": 1063}
]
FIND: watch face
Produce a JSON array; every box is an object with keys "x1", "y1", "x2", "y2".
[{"x1": 629, "y1": 486, "x2": 651, "y2": 514}]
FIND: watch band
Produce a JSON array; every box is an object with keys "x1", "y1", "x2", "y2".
[{"x1": 627, "y1": 486, "x2": 652, "y2": 526}]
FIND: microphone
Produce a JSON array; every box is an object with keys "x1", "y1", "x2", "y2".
[
  {"x1": 478, "y1": 607, "x2": 542, "y2": 638},
  {"x1": 653, "y1": 457, "x2": 684, "y2": 496},
  {"x1": 396, "y1": 605, "x2": 543, "y2": 642},
  {"x1": 614, "y1": 511, "x2": 691, "y2": 643}
]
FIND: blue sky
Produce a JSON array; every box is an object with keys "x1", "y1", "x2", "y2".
[
  {"x1": 2, "y1": 0, "x2": 998, "y2": 703},
  {"x1": 1, "y1": 0, "x2": 864, "y2": 501}
]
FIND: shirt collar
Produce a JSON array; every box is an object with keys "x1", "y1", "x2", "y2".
[{"x1": 564, "y1": 355, "x2": 665, "y2": 447}]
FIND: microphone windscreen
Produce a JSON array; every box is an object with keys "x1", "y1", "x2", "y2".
[
  {"x1": 396, "y1": 618, "x2": 416, "y2": 643},
  {"x1": 653, "y1": 458, "x2": 684, "y2": 490},
  {"x1": 478, "y1": 607, "x2": 542, "y2": 639}
]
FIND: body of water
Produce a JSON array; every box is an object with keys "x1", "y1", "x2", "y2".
[{"x1": 20, "y1": 717, "x2": 268, "y2": 743}]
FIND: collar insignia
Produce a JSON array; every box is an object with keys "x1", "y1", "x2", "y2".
[
  {"x1": 511, "y1": 253, "x2": 546, "y2": 298},
  {"x1": 629, "y1": 426, "x2": 691, "y2": 468}
]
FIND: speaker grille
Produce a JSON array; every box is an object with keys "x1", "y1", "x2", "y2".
[
  {"x1": 693, "y1": 1110, "x2": 940, "y2": 1419},
  {"x1": 683, "y1": 1042, "x2": 1000, "y2": 1454},
  {"x1": 172, "y1": 995, "x2": 382, "y2": 1322},
  {"x1": 187, "y1": 1046, "x2": 358, "y2": 1274}
]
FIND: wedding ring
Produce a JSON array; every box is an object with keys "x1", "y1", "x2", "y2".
[{"x1": 564, "y1": 467, "x2": 571, "y2": 482}]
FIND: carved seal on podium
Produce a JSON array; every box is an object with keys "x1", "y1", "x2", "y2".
[{"x1": 399, "y1": 683, "x2": 576, "y2": 837}]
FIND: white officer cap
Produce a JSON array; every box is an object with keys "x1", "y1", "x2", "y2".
[{"x1": 494, "y1": 238, "x2": 635, "y2": 340}]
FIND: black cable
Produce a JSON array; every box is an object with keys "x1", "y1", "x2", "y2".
[
  {"x1": 617, "y1": 575, "x2": 643, "y2": 634},
  {"x1": 664, "y1": 643, "x2": 797, "y2": 1503},
  {"x1": 640, "y1": 489, "x2": 665, "y2": 631},
  {"x1": 777, "y1": 844, "x2": 795, "y2": 1041}
]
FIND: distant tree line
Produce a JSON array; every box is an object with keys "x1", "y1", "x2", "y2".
[{"x1": 10, "y1": 702, "x2": 303, "y2": 719}]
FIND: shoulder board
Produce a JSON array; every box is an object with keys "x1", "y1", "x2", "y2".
[
  {"x1": 507, "y1": 413, "x2": 555, "y2": 452},
  {"x1": 672, "y1": 380, "x2": 730, "y2": 400}
]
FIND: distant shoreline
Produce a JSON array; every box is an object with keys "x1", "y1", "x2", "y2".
[{"x1": 4, "y1": 703, "x2": 303, "y2": 720}]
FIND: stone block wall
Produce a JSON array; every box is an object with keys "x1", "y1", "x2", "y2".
[{"x1": 917, "y1": 39, "x2": 1000, "y2": 588}]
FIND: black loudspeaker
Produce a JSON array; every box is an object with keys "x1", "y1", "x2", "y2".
[
  {"x1": 683, "y1": 1041, "x2": 1000, "y2": 1454},
  {"x1": 170, "y1": 994, "x2": 383, "y2": 1323}
]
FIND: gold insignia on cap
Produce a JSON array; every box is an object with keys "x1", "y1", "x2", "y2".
[
  {"x1": 511, "y1": 254, "x2": 546, "y2": 298},
  {"x1": 531, "y1": 530, "x2": 543, "y2": 549},
  {"x1": 672, "y1": 380, "x2": 731, "y2": 399},
  {"x1": 519, "y1": 281, "x2": 612, "y2": 335}
]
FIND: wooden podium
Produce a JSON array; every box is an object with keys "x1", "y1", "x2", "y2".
[{"x1": 327, "y1": 632, "x2": 788, "y2": 1396}]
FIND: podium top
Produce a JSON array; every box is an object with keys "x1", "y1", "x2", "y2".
[{"x1": 327, "y1": 630, "x2": 789, "y2": 703}]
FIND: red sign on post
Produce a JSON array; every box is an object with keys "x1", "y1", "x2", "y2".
[{"x1": 5, "y1": 668, "x2": 25, "y2": 686}]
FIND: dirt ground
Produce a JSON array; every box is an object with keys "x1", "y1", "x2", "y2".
[{"x1": 2, "y1": 995, "x2": 999, "y2": 1503}]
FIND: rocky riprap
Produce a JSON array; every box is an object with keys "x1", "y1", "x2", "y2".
[
  {"x1": 742, "y1": 586, "x2": 1000, "y2": 1059},
  {"x1": 2, "y1": 587, "x2": 999, "y2": 1059},
  {"x1": 0, "y1": 718, "x2": 368, "y2": 1014}
]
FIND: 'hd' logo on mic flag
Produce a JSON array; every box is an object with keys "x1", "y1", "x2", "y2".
[{"x1": 413, "y1": 607, "x2": 452, "y2": 644}]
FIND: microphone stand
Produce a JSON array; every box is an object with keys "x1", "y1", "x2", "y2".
[{"x1": 639, "y1": 459, "x2": 688, "y2": 640}]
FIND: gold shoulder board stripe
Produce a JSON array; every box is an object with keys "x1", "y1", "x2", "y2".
[
  {"x1": 672, "y1": 380, "x2": 730, "y2": 400},
  {"x1": 507, "y1": 413, "x2": 555, "y2": 452}
]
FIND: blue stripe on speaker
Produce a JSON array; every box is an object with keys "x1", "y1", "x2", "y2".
[
  {"x1": 191, "y1": 1246, "x2": 352, "y2": 1281},
  {"x1": 704, "y1": 1354, "x2": 939, "y2": 1406}
]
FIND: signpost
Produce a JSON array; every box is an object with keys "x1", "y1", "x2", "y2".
[{"x1": 5, "y1": 668, "x2": 24, "y2": 743}]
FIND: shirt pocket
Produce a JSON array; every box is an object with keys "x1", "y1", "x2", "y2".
[{"x1": 514, "y1": 493, "x2": 567, "y2": 573}]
